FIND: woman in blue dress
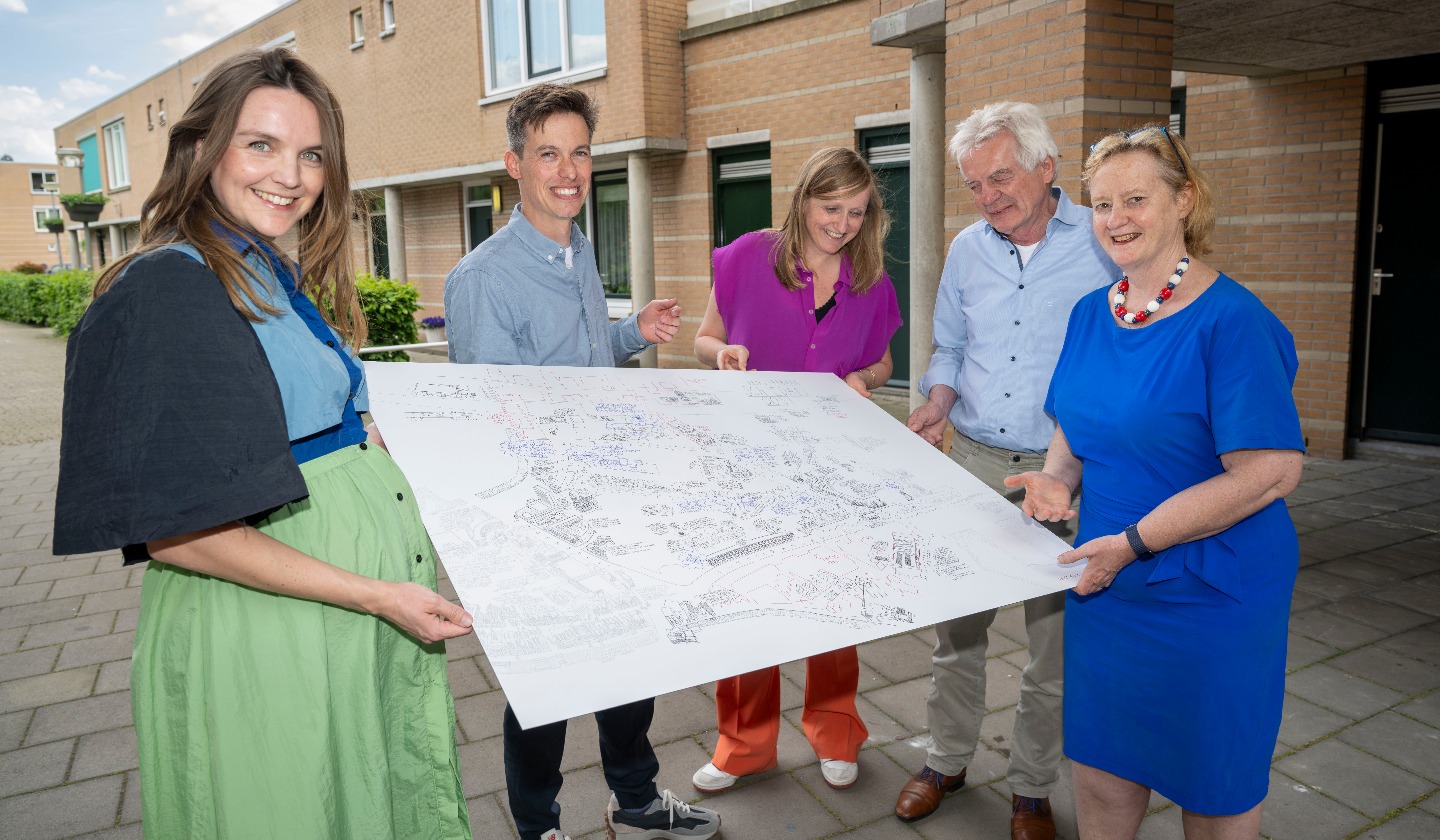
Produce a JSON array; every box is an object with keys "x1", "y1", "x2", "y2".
[
  {"x1": 53, "y1": 49, "x2": 474, "y2": 838},
  {"x1": 1006, "y1": 126, "x2": 1305, "y2": 838}
]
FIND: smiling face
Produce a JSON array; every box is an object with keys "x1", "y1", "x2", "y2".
[
  {"x1": 207, "y1": 86, "x2": 324, "y2": 241},
  {"x1": 801, "y1": 188, "x2": 871, "y2": 262},
  {"x1": 959, "y1": 132, "x2": 1056, "y2": 246},
  {"x1": 504, "y1": 111, "x2": 592, "y2": 246},
  {"x1": 1088, "y1": 150, "x2": 1192, "y2": 277}
]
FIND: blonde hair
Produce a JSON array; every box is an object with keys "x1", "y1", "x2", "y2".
[
  {"x1": 1083, "y1": 125, "x2": 1215, "y2": 257},
  {"x1": 770, "y1": 146, "x2": 890, "y2": 294},
  {"x1": 94, "y1": 48, "x2": 366, "y2": 346}
]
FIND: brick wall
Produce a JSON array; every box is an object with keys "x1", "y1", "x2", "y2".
[
  {"x1": 1184, "y1": 68, "x2": 1366, "y2": 458},
  {"x1": 0, "y1": 163, "x2": 65, "y2": 269},
  {"x1": 659, "y1": 0, "x2": 911, "y2": 367},
  {"x1": 945, "y1": 0, "x2": 1174, "y2": 230}
]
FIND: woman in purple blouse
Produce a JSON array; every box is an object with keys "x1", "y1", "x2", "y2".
[{"x1": 690, "y1": 146, "x2": 902, "y2": 795}]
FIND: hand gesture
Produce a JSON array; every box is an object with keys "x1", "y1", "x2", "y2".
[
  {"x1": 639, "y1": 298, "x2": 683, "y2": 345},
  {"x1": 906, "y1": 401, "x2": 949, "y2": 447},
  {"x1": 1002, "y1": 471, "x2": 1077, "y2": 522},
  {"x1": 843, "y1": 371, "x2": 872, "y2": 398},
  {"x1": 715, "y1": 344, "x2": 750, "y2": 371},
  {"x1": 1059, "y1": 533, "x2": 1137, "y2": 596},
  {"x1": 378, "y1": 581, "x2": 474, "y2": 644}
]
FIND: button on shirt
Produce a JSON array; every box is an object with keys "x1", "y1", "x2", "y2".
[
  {"x1": 918, "y1": 187, "x2": 1119, "y2": 453},
  {"x1": 444, "y1": 204, "x2": 649, "y2": 367}
]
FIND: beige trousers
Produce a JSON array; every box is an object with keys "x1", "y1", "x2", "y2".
[{"x1": 924, "y1": 432, "x2": 1077, "y2": 798}]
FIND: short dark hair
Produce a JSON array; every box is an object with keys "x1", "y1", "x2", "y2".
[{"x1": 505, "y1": 83, "x2": 598, "y2": 155}]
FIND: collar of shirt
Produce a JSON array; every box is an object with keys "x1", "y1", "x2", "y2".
[
  {"x1": 979, "y1": 186, "x2": 1086, "y2": 246},
  {"x1": 507, "y1": 203, "x2": 589, "y2": 269},
  {"x1": 211, "y1": 223, "x2": 301, "y2": 296},
  {"x1": 794, "y1": 254, "x2": 854, "y2": 295}
]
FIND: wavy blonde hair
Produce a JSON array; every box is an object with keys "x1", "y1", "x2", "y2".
[
  {"x1": 1084, "y1": 125, "x2": 1215, "y2": 257},
  {"x1": 770, "y1": 146, "x2": 890, "y2": 294},
  {"x1": 94, "y1": 48, "x2": 365, "y2": 346}
]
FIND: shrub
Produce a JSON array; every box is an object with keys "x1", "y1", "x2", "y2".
[
  {"x1": 355, "y1": 273, "x2": 419, "y2": 362},
  {"x1": 12, "y1": 261, "x2": 46, "y2": 275},
  {"x1": 0, "y1": 269, "x2": 93, "y2": 334},
  {"x1": 37, "y1": 270, "x2": 94, "y2": 336}
]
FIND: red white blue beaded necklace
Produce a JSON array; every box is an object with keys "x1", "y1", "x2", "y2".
[{"x1": 1114, "y1": 256, "x2": 1189, "y2": 324}]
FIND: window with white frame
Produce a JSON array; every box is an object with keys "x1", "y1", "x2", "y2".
[
  {"x1": 33, "y1": 207, "x2": 62, "y2": 232},
  {"x1": 103, "y1": 119, "x2": 129, "y2": 189},
  {"x1": 382, "y1": 0, "x2": 396, "y2": 33},
  {"x1": 350, "y1": 9, "x2": 364, "y2": 46},
  {"x1": 484, "y1": 0, "x2": 606, "y2": 94},
  {"x1": 30, "y1": 170, "x2": 58, "y2": 193}
]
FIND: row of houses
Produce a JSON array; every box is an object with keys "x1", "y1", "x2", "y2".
[{"x1": 9, "y1": 0, "x2": 1439, "y2": 459}]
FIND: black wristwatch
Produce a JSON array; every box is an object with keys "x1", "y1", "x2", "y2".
[{"x1": 1124, "y1": 524, "x2": 1153, "y2": 558}]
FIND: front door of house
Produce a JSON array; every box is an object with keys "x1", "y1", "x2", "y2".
[{"x1": 1358, "y1": 70, "x2": 1440, "y2": 444}]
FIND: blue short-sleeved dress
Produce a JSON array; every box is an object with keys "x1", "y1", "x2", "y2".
[{"x1": 1046, "y1": 274, "x2": 1304, "y2": 815}]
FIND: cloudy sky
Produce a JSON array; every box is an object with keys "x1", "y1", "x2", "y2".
[{"x1": 0, "y1": 0, "x2": 289, "y2": 163}]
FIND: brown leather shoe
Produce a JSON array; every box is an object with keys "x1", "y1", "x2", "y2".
[
  {"x1": 893, "y1": 765, "x2": 966, "y2": 822},
  {"x1": 1011, "y1": 794, "x2": 1055, "y2": 840}
]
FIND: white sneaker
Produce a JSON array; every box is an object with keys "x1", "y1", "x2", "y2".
[
  {"x1": 821, "y1": 759, "x2": 858, "y2": 790},
  {"x1": 539, "y1": 830, "x2": 571, "y2": 840},
  {"x1": 691, "y1": 762, "x2": 738, "y2": 793},
  {"x1": 604, "y1": 790, "x2": 721, "y2": 839}
]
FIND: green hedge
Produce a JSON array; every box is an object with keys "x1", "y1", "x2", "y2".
[
  {"x1": 0, "y1": 269, "x2": 93, "y2": 335},
  {"x1": 355, "y1": 273, "x2": 419, "y2": 362},
  {"x1": 0, "y1": 268, "x2": 422, "y2": 352}
]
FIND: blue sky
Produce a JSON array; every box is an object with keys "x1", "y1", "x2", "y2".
[{"x1": 0, "y1": 0, "x2": 288, "y2": 163}]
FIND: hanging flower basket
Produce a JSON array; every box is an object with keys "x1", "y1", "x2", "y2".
[
  {"x1": 43, "y1": 218, "x2": 67, "y2": 233},
  {"x1": 60, "y1": 193, "x2": 109, "y2": 223}
]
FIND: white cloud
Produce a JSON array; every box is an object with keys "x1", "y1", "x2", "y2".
[
  {"x1": 0, "y1": 86, "x2": 68, "y2": 163},
  {"x1": 87, "y1": 66, "x2": 124, "y2": 81},
  {"x1": 0, "y1": 0, "x2": 30, "y2": 14},
  {"x1": 58, "y1": 77, "x2": 114, "y2": 101},
  {"x1": 160, "y1": 0, "x2": 286, "y2": 57}
]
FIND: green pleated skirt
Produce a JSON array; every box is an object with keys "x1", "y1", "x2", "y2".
[{"x1": 131, "y1": 443, "x2": 471, "y2": 839}]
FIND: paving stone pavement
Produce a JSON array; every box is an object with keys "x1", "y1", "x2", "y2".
[{"x1": 1, "y1": 318, "x2": 1437, "y2": 839}]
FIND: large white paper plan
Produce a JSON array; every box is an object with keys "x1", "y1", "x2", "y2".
[{"x1": 364, "y1": 362, "x2": 1080, "y2": 728}]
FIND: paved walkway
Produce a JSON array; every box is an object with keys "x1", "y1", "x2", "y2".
[{"x1": 0, "y1": 318, "x2": 1436, "y2": 839}]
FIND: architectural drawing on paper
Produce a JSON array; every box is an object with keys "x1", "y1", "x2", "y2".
[{"x1": 365, "y1": 363, "x2": 1075, "y2": 726}]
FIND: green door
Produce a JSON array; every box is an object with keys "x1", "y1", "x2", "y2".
[
  {"x1": 713, "y1": 145, "x2": 772, "y2": 247},
  {"x1": 862, "y1": 127, "x2": 911, "y2": 386}
]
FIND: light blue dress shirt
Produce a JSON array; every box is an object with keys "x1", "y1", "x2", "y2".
[
  {"x1": 444, "y1": 204, "x2": 649, "y2": 367},
  {"x1": 159, "y1": 240, "x2": 368, "y2": 442},
  {"x1": 918, "y1": 187, "x2": 1119, "y2": 453}
]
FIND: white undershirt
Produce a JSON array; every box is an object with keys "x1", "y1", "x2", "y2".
[{"x1": 1015, "y1": 240, "x2": 1041, "y2": 268}]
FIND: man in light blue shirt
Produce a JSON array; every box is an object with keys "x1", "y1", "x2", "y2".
[
  {"x1": 442, "y1": 84, "x2": 719, "y2": 840},
  {"x1": 893, "y1": 102, "x2": 1118, "y2": 839}
]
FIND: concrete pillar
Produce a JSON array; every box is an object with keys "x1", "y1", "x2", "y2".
[
  {"x1": 67, "y1": 230, "x2": 82, "y2": 270},
  {"x1": 384, "y1": 186, "x2": 406, "y2": 281},
  {"x1": 83, "y1": 225, "x2": 96, "y2": 272},
  {"x1": 909, "y1": 43, "x2": 946, "y2": 410},
  {"x1": 106, "y1": 225, "x2": 122, "y2": 265},
  {"x1": 627, "y1": 152, "x2": 657, "y2": 368}
]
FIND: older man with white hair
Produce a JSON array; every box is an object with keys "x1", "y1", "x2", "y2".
[{"x1": 894, "y1": 102, "x2": 1118, "y2": 840}]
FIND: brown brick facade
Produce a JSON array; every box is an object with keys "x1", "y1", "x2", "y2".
[{"x1": 43, "y1": 0, "x2": 1404, "y2": 457}]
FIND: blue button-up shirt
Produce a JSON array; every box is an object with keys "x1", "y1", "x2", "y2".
[
  {"x1": 445, "y1": 204, "x2": 649, "y2": 367},
  {"x1": 918, "y1": 187, "x2": 1119, "y2": 453}
]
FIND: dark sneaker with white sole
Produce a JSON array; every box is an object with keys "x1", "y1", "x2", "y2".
[{"x1": 604, "y1": 789, "x2": 721, "y2": 839}]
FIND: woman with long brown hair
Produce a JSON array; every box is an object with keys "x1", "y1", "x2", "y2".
[
  {"x1": 53, "y1": 48, "x2": 473, "y2": 839},
  {"x1": 691, "y1": 146, "x2": 901, "y2": 794}
]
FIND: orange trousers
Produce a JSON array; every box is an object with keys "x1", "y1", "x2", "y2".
[{"x1": 711, "y1": 645, "x2": 869, "y2": 775}]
